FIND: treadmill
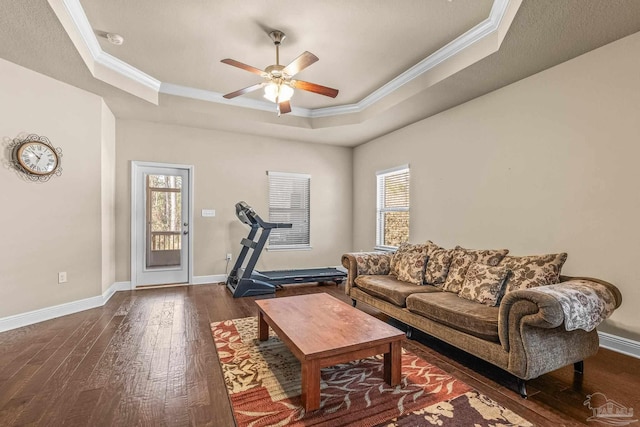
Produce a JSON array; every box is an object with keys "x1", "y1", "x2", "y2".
[{"x1": 226, "y1": 201, "x2": 347, "y2": 297}]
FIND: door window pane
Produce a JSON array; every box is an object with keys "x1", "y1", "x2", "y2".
[{"x1": 147, "y1": 174, "x2": 182, "y2": 268}]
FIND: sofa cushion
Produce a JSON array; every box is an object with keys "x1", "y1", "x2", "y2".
[
  {"x1": 355, "y1": 275, "x2": 442, "y2": 307},
  {"x1": 406, "y1": 292, "x2": 500, "y2": 342},
  {"x1": 424, "y1": 247, "x2": 455, "y2": 286},
  {"x1": 442, "y1": 247, "x2": 509, "y2": 294},
  {"x1": 459, "y1": 263, "x2": 510, "y2": 306},
  {"x1": 502, "y1": 253, "x2": 568, "y2": 294}
]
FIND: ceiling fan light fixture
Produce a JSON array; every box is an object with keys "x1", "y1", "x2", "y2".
[
  {"x1": 221, "y1": 29, "x2": 338, "y2": 115},
  {"x1": 264, "y1": 82, "x2": 294, "y2": 103}
]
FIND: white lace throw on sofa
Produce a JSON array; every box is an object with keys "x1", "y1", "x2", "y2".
[{"x1": 531, "y1": 280, "x2": 616, "y2": 332}]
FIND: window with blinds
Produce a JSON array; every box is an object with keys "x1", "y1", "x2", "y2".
[
  {"x1": 267, "y1": 171, "x2": 311, "y2": 249},
  {"x1": 376, "y1": 165, "x2": 410, "y2": 249}
]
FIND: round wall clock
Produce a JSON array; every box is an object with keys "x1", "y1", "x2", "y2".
[
  {"x1": 9, "y1": 134, "x2": 63, "y2": 182},
  {"x1": 17, "y1": 141, "x2": 59, "y2": 175}
]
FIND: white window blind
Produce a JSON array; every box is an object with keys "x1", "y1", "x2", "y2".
[
  {"x1": 376, "y1": 165, "x2": 410, "y2": 249},
  {"x1": 268, "y1": 171, "x2": 311, "y2": 249}
]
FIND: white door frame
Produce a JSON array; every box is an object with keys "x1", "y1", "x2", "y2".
[{"x1": 130, "y1": 161, "x2": 194, "y2": 287}]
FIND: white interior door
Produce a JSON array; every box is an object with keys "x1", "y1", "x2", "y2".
[{"x1": 131, "y1": 162, "x2": 193, "y2": 287}]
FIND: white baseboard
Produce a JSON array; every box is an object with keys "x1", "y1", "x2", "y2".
[
  {"x1": 105, "y1": 281, "x2": 132, "y2": 297},
  {"x1": 0, "y1": 281, "x2": 129, "y2": 333},
  {"x1": 5, "y1": 280, "x2": 637, "y2": 360},
  {"x1": 0, "y1": 277, "x2": 228, "y2": 332},
  {"x1": 599, "y1": 331, "x2": 640, "y2": 359},
  {"x1": 192, "y1": 274, "x2": 227, "y2": 285}
]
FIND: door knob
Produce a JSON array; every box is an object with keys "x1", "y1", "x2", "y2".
[
  {"x1": 183, "y1": 222, "x2": 189, "y2": 226},
  {"x1": 183, "y1": 230, "x2": 189, "y2": 235}
]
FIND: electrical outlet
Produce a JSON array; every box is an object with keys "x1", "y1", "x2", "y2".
[
  {"x1": 226, "y1": 253, "x2": 232, "y2": 261},
  {"x1": 58, "y1": 272, "x2": 67, "y2": 283}
]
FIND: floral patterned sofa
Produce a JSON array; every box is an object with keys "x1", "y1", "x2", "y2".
[{"x1": 341, "y1": 241, "x2": 622, "y2": 397}]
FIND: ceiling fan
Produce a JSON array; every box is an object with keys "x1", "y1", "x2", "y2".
[{"x1": 221, "y1": 30, "x2": 339, "y2": 116}]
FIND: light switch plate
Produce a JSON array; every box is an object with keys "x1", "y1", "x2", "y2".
[{"x1": 202, "y1": 209, "x2": 216, "y2": 217}]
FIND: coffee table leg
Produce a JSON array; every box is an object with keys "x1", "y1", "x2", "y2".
[
  {"x1": 384, "y1": 340, "x2": 402, "y2": 386},
  {"x1": 258, "y1": 311, "x2": 269, "y2": 341},
  {"x1": 301, "y1": 360, "x2": 320, "y2": 412}
]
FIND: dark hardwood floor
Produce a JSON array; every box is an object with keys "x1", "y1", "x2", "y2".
[{"x1": 0, "y1": 283, "x2": 638, "y2": 426}]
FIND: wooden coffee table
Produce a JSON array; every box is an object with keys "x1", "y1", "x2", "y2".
[{"x1": 255, "y1": 293, "x2": 404, "y2": 412}]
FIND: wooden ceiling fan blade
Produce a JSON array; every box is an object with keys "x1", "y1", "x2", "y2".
[
  {"x1": 223, "y1": 83, "x2": 265, "y2": 99},
  {"x1": 278, "y1": 100, "x2": 292, "y2": 114},
  {"x1": 291, "y1": 80, "x2": 339, "y2": 98},
  {"x1": 221, "y1": 58, "x2": 265, "y2": 76},
  {"x1": 282, "y1": 51, "x2": 319, "y2": 76}
]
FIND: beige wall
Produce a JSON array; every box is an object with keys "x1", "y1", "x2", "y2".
[
  {"x1": 353, "y1": 32, "x2": 640, "y2": 340},
  {"x1": 2, "y1": 27, "x2": 639, "y2": 345},
  {"x1": 115, "y1": 120, "x2": 353, "y2": 282},
  {"x1": 0, "y1": 58, "x2": 110, "y2": 317}
]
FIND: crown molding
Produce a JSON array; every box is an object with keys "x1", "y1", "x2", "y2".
[
  {"x1": 48, "y1": 0, "x2": 161, "y2": 104},
  {"x1": 160, "y1": 83, "x2": 312, "y2": 116},
  {"x1": 309, "y1": 0, "x2": 514, "y2": 118},
  {"x1": 50, "y1": 0, "x2": 520, "y2": 117},
  {"x1": 95, "y1": 51, "x2": 161, "y2": 92}
]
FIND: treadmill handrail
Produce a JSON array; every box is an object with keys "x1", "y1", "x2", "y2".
[
  {"x1": 229, "y1": 201, "x2": 344, "y2": 297},
  {"x1": 236, "y1": 201, "x2": 292, "y2": 229}
]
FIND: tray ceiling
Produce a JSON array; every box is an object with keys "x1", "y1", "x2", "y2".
[{"x1": 2, "y1": 1, "x2": 640, "y2": 146}]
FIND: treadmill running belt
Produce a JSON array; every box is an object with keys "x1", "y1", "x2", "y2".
[{"x1": 256, "y1": 267, "x2": 345, "y2": 280}]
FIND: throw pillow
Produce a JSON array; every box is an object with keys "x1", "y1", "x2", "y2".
[
  {"x1": 442, "y1": 246, "x2": 509, "y2": 293},
  {"x1": 502, "y1": 253, "x2": 568, "y2": 294},
  {"x1": 459, "y1": 262, "x2": 510, "y2": 306},
  {"x1": 395, "y1": 254, "x2": 429, "y2": 285},
  {"x1": 424, "y1": 248, "x2": 454, "y2": 286},
  {"x1": 424, "y1": 240, "x2": 441, "y2": 255},
  {"x1": 390, "y1": 243, "x2": 423, "y2": 276},
  {"x1": 390, "y1": 241, "x2": 437, "y2": 278}
]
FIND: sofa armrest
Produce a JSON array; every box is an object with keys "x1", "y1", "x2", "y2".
[
  {"x1": 498, "y1": 290, "x2": 564, "y2": 352},
  {"x1": 560, "y1": 275, "x2": 622, "y2": 309},
  {"x1": 341, "y1": 252, "x2": 392, "y2": 294},
  {"x1": 498, "y1": 276, "x2": 621, "y2": 352}
]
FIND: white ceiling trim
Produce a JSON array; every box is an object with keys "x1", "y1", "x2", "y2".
[
  {"x1": 48, "y1": 0, "x2": 161, "y2": 104},
  {"x1": 94, "y1": 51, "x2": 161, "y2": 94},
  {"x1": 49, "y1": 0, "x2": 519, "y2": 117},
  {"x1": 310, "y1": 0, "x2": 513, "y2": 118},
  {"x1": 160, "y1": 82, "x2": 310, "y2": 115},
  {"x1": 164, "y1": 0, "x2": 517, "y2": 118}
]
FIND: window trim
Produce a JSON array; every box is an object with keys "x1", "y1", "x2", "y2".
[
  {"x1": 266, "y1": 171, "x2": 311, "y2": 250},
  {"x1": 375, "y1": 164, "x2": 410, "y2": 251}
]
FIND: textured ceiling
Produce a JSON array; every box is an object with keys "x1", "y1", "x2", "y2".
[
  {"x1": 1, "y1": 1, "x2": 640, "y2": 146},
  {"x1": 80, "y1": 0, "x2": 493, "y2": 108}
]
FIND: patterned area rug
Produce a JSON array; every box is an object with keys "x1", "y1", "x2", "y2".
[{"x1": 211, "y1": 317, "x2": 532, "y2": 427}]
